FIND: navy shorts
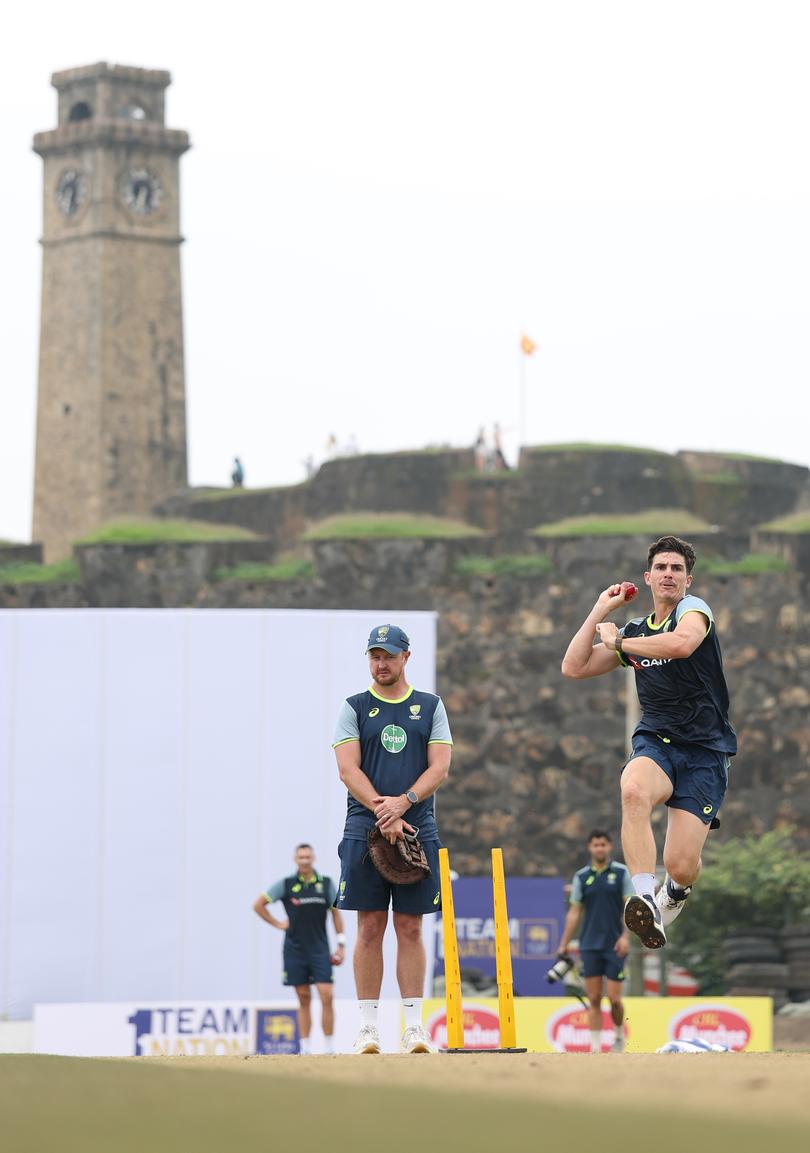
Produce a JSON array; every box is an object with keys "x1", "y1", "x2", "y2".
[
  {"x1": 579, "y1": 949, "x2": 626, "y2": 982},
  {"x1": 282, "y1": 945, "x2": 333, "y2": 987},
  {"x1": 629, "y1": 732, "x2": 730, "y2": 825},
  {"x1": 336, "y1": 836, "x2": 443, "y2": 914}
]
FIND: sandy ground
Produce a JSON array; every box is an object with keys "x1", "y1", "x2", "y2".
[
  {"x1": 6, "y1": 1052, "x2": 810, "y2": 1153},
  {"x1": 152, "y1": 1050, "x2": 810, "y2": 1125}
]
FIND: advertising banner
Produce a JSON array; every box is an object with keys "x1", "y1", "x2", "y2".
[
  {"x1": 33, "y1": 999, "x2": 404, "y2": 1057},
  {"x1": 422, "y1": 996, "x2": 772, "y2": 1053},
  {"x1": 433, "y1": 877, "x2": 566, "y2": 997}
]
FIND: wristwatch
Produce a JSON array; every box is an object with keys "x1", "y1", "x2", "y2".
[{"x1": 405, "y1": 790, "x2": 419, "y2": 805}]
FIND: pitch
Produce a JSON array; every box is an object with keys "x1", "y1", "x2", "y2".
[{"x1": 3, "y1": 1051, "x2": 809, "y2": 1153}]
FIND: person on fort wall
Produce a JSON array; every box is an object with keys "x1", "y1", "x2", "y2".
[
  {"x1": 253, "y1": 843, "x2": 345, "y2": 1054},
  {"x1": 561, "y1": 535, "x2": 737, "y2": 951},
  {"x1": 332, "y1": 623, "x2": 453, "y2": 1055},
  {"x1": 555, "y1": 830, "x2": 634, "y2": 1053}
]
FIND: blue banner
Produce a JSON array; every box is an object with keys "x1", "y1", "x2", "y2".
[{"x1": 433, "y1": 877, "x2": 566, "y2": 997}]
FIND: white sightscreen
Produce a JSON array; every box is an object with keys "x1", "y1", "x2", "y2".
[{"x1": 0, "y1": 609, "x2": 437, "y2": 1019}]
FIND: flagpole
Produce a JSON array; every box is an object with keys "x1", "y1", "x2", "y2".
[
  {"x1": 518, "y1": 335, "x2": 536, "y2": 465},
  {"x1": 519, "y1": 346, "x2": 528, "y2": 456}
]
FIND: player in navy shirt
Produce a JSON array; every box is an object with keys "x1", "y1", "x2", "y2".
[
  {"x1": 253, "y1": 843, "x2": 345, "y2": 1054},
  {"x1": 333, "y1": 623, "x2": 453, "y2": 1055},
  {"x1": 562, "y1": 536, "x2": 736, "y2": 951},
  {"x1": 557, "y1": 831, "x2": 634, "y2": 1052}
]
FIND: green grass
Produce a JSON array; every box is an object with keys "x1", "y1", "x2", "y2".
[
  {"x1": 757, "y1": 513, "x2": 810, "y2": 534},
  {"x1": 530, "y1": 509, "x2": 712, "y2": 536},
  {"x1": 524, "y1": 442, "x2": 671, "y2": 456},
  {"x1": 214, "y1": 558, "x2": 314, "y2": 582},
  {"x1": 694, "y1": 472, "x2": 742, "y2": 485},
  {"x1": 455, "y1": 554, "x2": 553, "y2": 577},
  {"x1": 76, "y1": 519, "x2": 258, "y2": 544},
  {"x1": 303, "y1": 513, "x2": 484, "y2": 540},
  {"x1": 698, "y1": 554, "x2": 791, "y2": 575},
  {"x1": 707, "y1": 450, "x2": 793, "y2": 463},
  {"x1": 0, "y1": 559, "x2": 81, "y2": 584}
]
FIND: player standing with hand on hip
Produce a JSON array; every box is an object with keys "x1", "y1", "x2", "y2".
[
  {"x1": 561, "y1": 536, "x2": 736, "y2": 949},
  {"x1": 253, "y1": 843, "x2": 346, "y2": 1054}
]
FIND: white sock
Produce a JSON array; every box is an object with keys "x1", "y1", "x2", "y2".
[
  {"x1": 323, "y1": 1035, "x2": 334, "y2": 1054},
  {"x1": 613, "y1": 1031, "x2": 625, "y2": 1052},
  {"x1": 632, "y1": 872, "x2": 657, "y2": 897},
  {"x1": 402, "y1": 998, "x2": 423, "y2": 1029},
  {"x1": 299, "y1": 1036, "x2": 311, "y2": 1055},
  {"x1": 590, "y1": 1030, "x2": 602, "y2": 1053},
  {"x1": 359, "y1": 999, "x2": 379, "y2": 1028}
]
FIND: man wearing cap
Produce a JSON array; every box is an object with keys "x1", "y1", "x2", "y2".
[{"x1": 332, "y1": 623, "x2": 453, "y2": 1055}]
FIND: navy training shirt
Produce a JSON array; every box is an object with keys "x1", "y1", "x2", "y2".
[
  {"x1": 618, "y1": 594, "x2": 737, "y2": 754},
  {"x1": 571, "y1": 861, "x2": 634, "y2": 951},
  {"x1": 332, "y1": 686, "x2": 453, "y2": 841},
  {"x1": 265, "y1": 873, "x2": 336, "y2": 952}
]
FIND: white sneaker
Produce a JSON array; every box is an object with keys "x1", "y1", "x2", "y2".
[
  {"x1": 401, "y1": 1024, "x2": 437, "y2": 1054},
  {"x1": 353, "y1": 1025, "x2": 381, "y2": 1054},
  {"x1": 655, "y1": 875, "x2": 691, "y2": 928},
  {"x1": 611, "y1": 1033, "x2": 625, "y2": 1053}
]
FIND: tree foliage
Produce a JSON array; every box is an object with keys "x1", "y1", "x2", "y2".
[{"x1": 666, "y1": 828, "x2": 810, "y2": 993}]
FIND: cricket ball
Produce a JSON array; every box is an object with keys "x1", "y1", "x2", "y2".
[{"x1": 621, "y1": 581, "x2": 638, "y2": 602}]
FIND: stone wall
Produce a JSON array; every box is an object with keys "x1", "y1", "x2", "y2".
[{"x1": 0, "y1": 544, "x2": 43, "y2": 565}]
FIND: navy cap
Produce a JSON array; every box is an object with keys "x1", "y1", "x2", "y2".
[{"x1": 366, "y1": 624, "x2": 411, "y2": 655}]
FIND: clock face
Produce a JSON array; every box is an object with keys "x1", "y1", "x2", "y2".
[
  {"x1": 56, "y1": 169, "x2": 87, "y2": 217},
  {"x1": 122, "y1": 168, "x2": 162, "y2": 215}
]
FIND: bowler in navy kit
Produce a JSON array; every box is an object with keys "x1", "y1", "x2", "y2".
[
  {"x1": 557, "y1": 831, "x2": 634, "y2": 1053},
  {"x1": 333, "y1": 623, "x2": 453, "y2": 1054},
  {"x1": 253, "y1": 844, "x2": 346, "y2": 1055},
  {"x1": 562, "y1": 535, "x2": 737, "y2": 951}
]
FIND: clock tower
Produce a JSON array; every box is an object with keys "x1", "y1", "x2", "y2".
[{"x1": 32, "y1": 63, "x2": 190, "y2": 559}]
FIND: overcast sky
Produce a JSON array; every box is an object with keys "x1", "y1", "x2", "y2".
[{"x1": 2, "y1": 1, "x2": 808, "y2": 544}]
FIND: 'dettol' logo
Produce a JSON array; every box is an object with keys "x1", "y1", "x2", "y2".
[
  {"x1": 381, "y1": 724, "x2": 407, "y2": 754},
  {"x1": 669, "y1": 1006, "x2": 751, "y2": 1051}
]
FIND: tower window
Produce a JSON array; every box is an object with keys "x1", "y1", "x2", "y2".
[{"x1": 68, "y1": 101, "x2": 93, "y2": 122}]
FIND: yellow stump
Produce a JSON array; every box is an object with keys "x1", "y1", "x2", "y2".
[
  {"x1": 491, "y1": 847, "x2": 518, "y2": 1050},
  {"x1": 438, "y1": 847, "x2": 464, "y2": 1050}
]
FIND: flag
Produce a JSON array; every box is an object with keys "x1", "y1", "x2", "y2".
[{"x1": 520, "y1": 334, "x2": 536, "y2": 356}]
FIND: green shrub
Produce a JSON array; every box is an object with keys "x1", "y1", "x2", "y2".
[
  {"x1": 530, "y1": 509, "x2": 712, "y2": 537},
  {"x1": 76, "y1": 519, "x2": 257, "y2": 544},
  {"x1": 758, "y1": 513, "x2": 810, "y2": 534},
  {"x1": 0, "y1": 559, "x2": 81, "y2": 584},
  {"x1": 304, "y1": 514, "x2": 483, "y2": 540},
  {"x1": 214, "y1": 559, "x2": 314, "y2": 583},
  {"x1": 667, "y1": 829, "x2": 810, "y2": 993},
  {"x1": 455, "y1": 554, "x2": 552, "y2": 577},
  {"x1": 697, "y1": 554, "x2": 790, "y2": 575}
]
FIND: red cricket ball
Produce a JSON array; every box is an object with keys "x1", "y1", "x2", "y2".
[{"x1": 621, "y1": 581, "x2": 638, "y2": 602}]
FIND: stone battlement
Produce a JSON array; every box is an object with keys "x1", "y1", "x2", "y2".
[{"x1": 158, "y1": 445, "x2": 810, "y2": 548}]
